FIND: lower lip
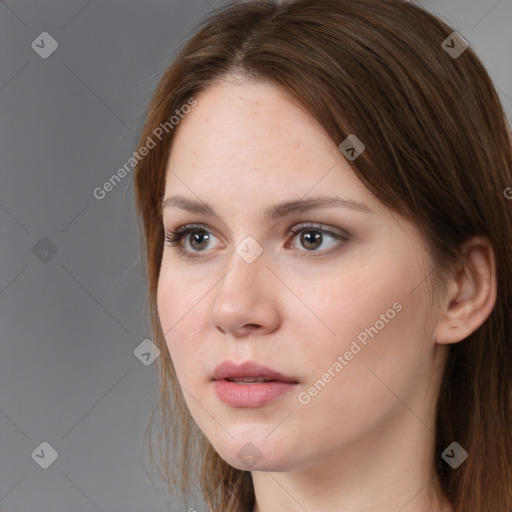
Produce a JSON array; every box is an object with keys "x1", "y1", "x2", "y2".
[{"x1": 213, "y1": 379, "x2": 298, "y2": 407}]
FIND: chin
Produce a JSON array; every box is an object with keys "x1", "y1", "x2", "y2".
[
  {"x1": 224, "y1": 452, "x2": 293, "y2": 473},
  {"x1": 211, "y1": 436, "x2": 298, "y2": 472}
]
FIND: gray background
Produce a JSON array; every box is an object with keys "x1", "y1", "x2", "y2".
[{"x1": 1, "y1": 1, "x2": 511, "y2": 511}]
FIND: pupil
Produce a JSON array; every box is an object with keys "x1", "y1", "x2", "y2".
[
  {"x1": 302, "y1": 231, "x2": 321, "y2": 250},
  {"x1": 191, "y1": 231, "x2": 209, "y2": 250}
]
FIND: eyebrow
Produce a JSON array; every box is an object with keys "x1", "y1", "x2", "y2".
[{"x1": 161, "y1": 194, "x2": 375, "y2": 219}]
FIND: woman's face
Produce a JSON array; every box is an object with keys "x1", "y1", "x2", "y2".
[{"x1": 157, "y1": 79, "x2": 448, "y2": 473}]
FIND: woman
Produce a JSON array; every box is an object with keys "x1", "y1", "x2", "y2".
[{"x1": 133, "y1": 1, "x2": 512, "y2": 511}]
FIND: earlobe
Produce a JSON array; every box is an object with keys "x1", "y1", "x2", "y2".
[{"x1": 435, "y1": 236, "x2": 497, "y2": 345}]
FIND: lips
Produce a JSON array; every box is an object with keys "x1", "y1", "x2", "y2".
[
  {"x1": 211, "y1": 360, "x2": 299, "y2": 407},
  {"x1": 211, "y1": 360, "x2": 299, "y2": 383}
]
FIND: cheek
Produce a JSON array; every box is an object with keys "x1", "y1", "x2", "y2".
[
  {"x1": 301, "y1": 263, "x2": 432, "y2": 410},
  {"x1": 305, "y1": 257, "x2": 410, "y2": 340},
  {"x1": 301, "y1": 250, "x2": 431, "y2": 381},
  {"x1": 156, "y1": 273, "x2": 199, "y2": 376}
]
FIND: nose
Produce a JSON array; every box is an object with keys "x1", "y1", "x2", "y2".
[{"x1": 209, "y1": 246, "x2": 281, "y2": 338}]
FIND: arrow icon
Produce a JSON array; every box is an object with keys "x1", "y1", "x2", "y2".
[
  {"x1": 441, "y1": 32, "x2": 468, "y2": 59},
  {"x1": 134, "y1": 339, "x2": 160, "y2": 366},
  {"x1": 339, "y1": 134, "x2": 365, "y2": 161},
  {"x1": 31, "y1": 32, "x2": 59, "y2": 59},
  {"x1": 31, "y1": 441, "x2": 58, "y2": 468},
  {"x1": 236, "y1": 441, "x2": 262, "y2": 467},
  {"x1": 32, "y1": 237, "x2": 58, "y2": 262},
  {"x1": 441, "y1": 441, "x2": 468, "y2": 468},
  {"x1": 236, "y1": 236, "x2": 263, "y2": 263}
]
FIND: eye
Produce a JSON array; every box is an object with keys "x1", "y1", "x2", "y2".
[
  {"x1": 286, "y1": 223, "x2": 349, "y2": 257},
  {"x1": 164, "y1": 223, "x2": 221, "y2": 259},
  {"x1": 163, "y1": 222, "x2": 349, "y2": 260}
]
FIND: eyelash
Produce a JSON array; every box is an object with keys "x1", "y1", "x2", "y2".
[{"x1": 163, "y1": 223, "x2": 350, "y2": 261}]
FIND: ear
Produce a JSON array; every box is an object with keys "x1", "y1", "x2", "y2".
[{"x1": 435, "y1": 236, "x2": 497, "y2": 344}]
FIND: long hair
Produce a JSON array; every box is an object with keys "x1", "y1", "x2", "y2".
[{"x1": 133, "y1": 1, "x2": 512, "y2": 510}]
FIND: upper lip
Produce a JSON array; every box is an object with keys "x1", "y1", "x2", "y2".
[{"x1": 211, "y1": 361, "x2": 299, "y2": 383}]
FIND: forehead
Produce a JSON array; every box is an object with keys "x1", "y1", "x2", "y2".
[
  {"x1": 168, "y1": 79, "x2": 331, "y2": 165},
  {"x1": 163, "y1": 79, "x2": 384, "y2": 218}
]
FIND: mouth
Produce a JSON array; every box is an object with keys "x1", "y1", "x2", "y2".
[
  {"x1": 211, "y1": 360, "x2": 299, "y2": 384},
  {"x1": 224, "y1": 377, "x2": 277, "y2": 383},
  {"x1": 211, "y1": 361, "x2": 299, "y2": 408}
]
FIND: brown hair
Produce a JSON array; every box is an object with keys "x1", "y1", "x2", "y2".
[{"x1": 133, "y1": 1, "x2": 512, "y2": 510}]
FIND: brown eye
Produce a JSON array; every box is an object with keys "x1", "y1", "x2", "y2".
[
  {"x1": 164, "y1": 224, "x2": 218, "y2": 254},
  {"x1": 164, "y1": 222, "x2": 349, "y2": 260},
  {"x1": 299, "y1": 230, "x2": 323, "y2": 250},
  {"x1": 287, "y1": 223, "x2": 349, "y2": 256},
  {"x1": 188, "y1": 231, "x2": 210, "y2": 250}
]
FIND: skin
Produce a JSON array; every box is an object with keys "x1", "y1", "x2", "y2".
[{"x1": 157, "y1": 78, "x2": 496, "y2": 512}]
